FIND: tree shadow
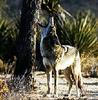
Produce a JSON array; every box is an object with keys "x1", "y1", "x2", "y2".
[{"x1": 84, "y1": 82, "x2": 98, "y2": 85}]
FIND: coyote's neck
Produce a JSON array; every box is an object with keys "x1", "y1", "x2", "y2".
[{"x1": 54, "y1": 45, "x2": 64, "y2": 62}]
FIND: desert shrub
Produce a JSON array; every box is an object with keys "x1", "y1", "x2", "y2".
[
  {"x1": 0, "y1": 17, "x2": 18, "y2": 73},
  {"x1": 0, "y1": 18, "x2": 17, "y2": 62},
  {"x1": 0, "y1": 59, "x2": 8, "y2": 73},
  {"x1": 56, "y1": 10, "x2": 98, "y2": 54},
  {"x1": 81, "y1": 52, "x2": 98, "y2": 77},
  {"x1": 0, "y1": 79, "x2": 9, "y2": 99},
  {"x1": 0, "y1": 59, "x2": 4, "y2": 72},
  {"x1": 81, "y1": 53, "x2": 94, "y2": 73}
]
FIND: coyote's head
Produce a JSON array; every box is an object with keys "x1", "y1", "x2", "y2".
[{"x1": 41, "y1": 16, "x2": 61, "y2": 51}]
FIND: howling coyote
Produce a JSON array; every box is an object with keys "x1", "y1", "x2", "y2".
[{"x1": 40, "y1": 16, "x2": 84, "y2": 97}]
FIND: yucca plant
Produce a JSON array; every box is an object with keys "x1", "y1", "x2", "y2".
[
  {"x1": 42, "y1": 0, "x2": 60, "y2": 11},
  {"x1": 56, "y1": 10, "x2": 98, "y2": 54},
  {"x1": 0, "y1": 18, "x2": 16, "y2": 61},
  {"x1": 42, "y1": 0, "x2": 73, "y2": 20}
]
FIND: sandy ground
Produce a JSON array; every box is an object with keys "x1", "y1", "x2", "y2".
[
  {"x1": 29, "y1": 71, "x2": 98, "y2": 100},
  {"x1": 0, "y1": 72, "x2": 98, "y2": 100}
]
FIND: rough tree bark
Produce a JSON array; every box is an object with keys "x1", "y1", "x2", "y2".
[{"x1": 14, "y1": 0, "x2": 41, "y2": 85}]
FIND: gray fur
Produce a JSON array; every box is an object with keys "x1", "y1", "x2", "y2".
[{"x1": 40, "y1": 17, "x2": 84, "y2": 97}]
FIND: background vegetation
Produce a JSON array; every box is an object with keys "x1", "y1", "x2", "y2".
[{"x1": 0, "y1": 0, "x2": 98, "y2": 77}]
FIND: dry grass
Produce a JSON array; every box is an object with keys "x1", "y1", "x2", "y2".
[{"x1": 81, "y1": 53, "x2": 98, "y2": 77}]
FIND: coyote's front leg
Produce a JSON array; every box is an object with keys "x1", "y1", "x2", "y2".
[
  {"x1": 54, "y1": 68, "x2": 59, "y2": 97},
  {"x1": 46, "y1": 70, "x2": 52, "y2": 95}
]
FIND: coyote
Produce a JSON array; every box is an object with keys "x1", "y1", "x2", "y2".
[{"x1": 40, "y1": 16, "x2": 84, "y2": 97}]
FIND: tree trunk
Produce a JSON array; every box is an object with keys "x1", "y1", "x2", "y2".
[{"x1": 14, "y1": 0, "x2": 36, "y2": 81}]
